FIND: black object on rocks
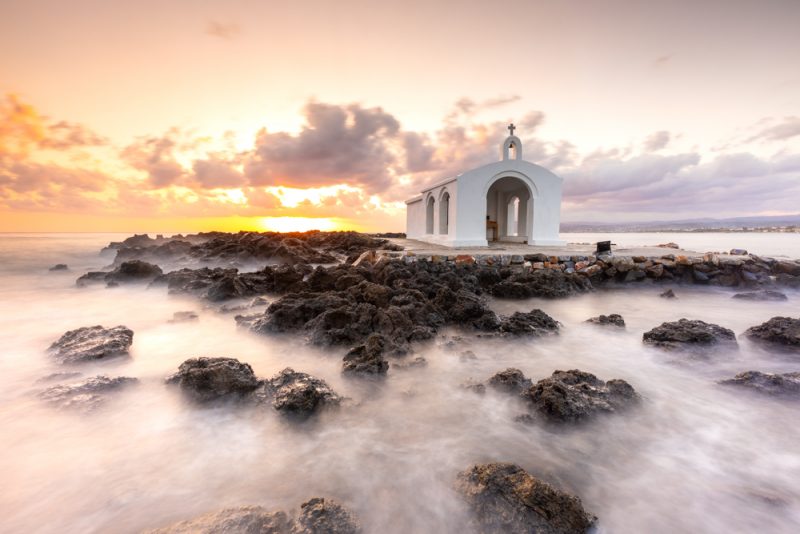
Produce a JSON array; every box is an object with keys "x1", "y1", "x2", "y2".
[
  {"x1": 48, "y1": 325, "x2": 134, "y2": 364},
  {"x1": 455, "y1": 462, "x2": 596, "y2": 534}
]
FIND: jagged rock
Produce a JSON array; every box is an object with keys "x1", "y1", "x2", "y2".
[
  {"x1": 106, "y1": 260, "x2": 163, "y2": 283},
  {"x1": 48, "y1": 325, "x2": 134, "y2": 364},
  {"x1": 147, "y1": 506, "x2": 293, "y2": 534},
  {"x1": 258, "y1": 368, "x2": 342, "y2": 420},
  {"x1": 744, "y1": 317, "x2": 800, "y2": 351},
  {"x1": 720, "y1": 371, "x2": 800, "y2": 397},
  {"x1": 294, "y1": 498, "x2": 361, "y2": 534},
  {"x1": 455, "y1": 462, "x2": 596, "y2": 534},
  {"x1": 495, "y1": 309, "x2": 560, "y2": 337},
  {"x1": 526, "y1": 370, "x2": 639, "y2": 423},
  {"x1": 642, "y1": 319, "x2": 737, "y2": 350},
  {"x1": 342, "y1": 334, "x2": 389, "y2": 376},
  {"x1": 49, "y1": 263, "x2": 68, "y2": 271},
  {"x1": 487, "y1": 368, "x2": 533, "y2": 395},
  {"x1": 76, "y1": 271, "x2": 108, "y2": 286},
  {"x1": 38, "y1": 375, "x2": 138, "y2": 412},
  {"x1": 585, "y1": 314, "x2": 625, "y2": 328},
  {"x1": 491, "y1": 269, "x2": 592, "y2": 299},
  {"x1": 166, "y1": 357, "x2": 260, "y2": 402},
  {"x1": 732, "y1": 290, "x2": 788, "y2": 301},
  {"x1": 659, "y1": 289, "x2": 676, "y2": 299},
  {"x1": 169, "y1": 311, "x2": 199, "y2": 323}
]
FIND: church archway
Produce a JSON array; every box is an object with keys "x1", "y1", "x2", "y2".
[
  {"x1": 425, "y1": 196, "x2": 435, "y2": 234},
  {"x1": 485, "y1": 176, "x2": 533, "y2": 243},
  {"x1": 439, "y1": 191, "x2": 450, "y2": 235}
]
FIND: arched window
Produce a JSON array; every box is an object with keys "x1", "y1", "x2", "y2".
[
  {"x1": 506, "y1": 196, "x2": 520, "y2": 236},
  {"x1": 425, "y1": 196, "x2": 435, "y2": 234},
  {"x1": 439, "y1": 192, "x2": 450, "y2": 235}
]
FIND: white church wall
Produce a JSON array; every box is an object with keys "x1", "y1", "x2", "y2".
[{"x1": 405, "y1": 198, "x2": 424, "y2": 238}]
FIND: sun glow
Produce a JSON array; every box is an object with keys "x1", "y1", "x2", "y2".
[{"x1": 259, "y1": 216, "x2": 340, "y2": 232}]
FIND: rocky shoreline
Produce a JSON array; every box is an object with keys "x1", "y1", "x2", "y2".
[{"x1": 34, "y1": 231, "x2": 800, "y2": 533}]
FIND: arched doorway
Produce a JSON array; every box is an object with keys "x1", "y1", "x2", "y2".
[
  {"x1": 425, "y1": 196, "x2": 435, "y2": 234},
  {"x1": 439, "y1": 192, "x2": 450, "y2": 235},
  {"x1": 486, "y1": 176, "x2": 532, "y2": 243}
]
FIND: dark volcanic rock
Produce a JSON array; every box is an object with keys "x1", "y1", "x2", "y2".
[
  {"x1": 259, "y1": 368, "x2": 342, "y2": 420},
  {"x1": 744, "y1": 317, "x2": 800, "y2": 351},
  {"x1": 166, "y1": 357, "x2": 260, "y2": 402},
  {"x1": 586, "y1": 314, "x2": 625, "y2": 328},
  {"x1": 169, "y1": 311, "x2": 199, "y2": 323},
  {"x1": 491, "y1": 269, "x2": 592, "y2": 299},
  {"x1": 642, "y1": 319, "x2": 737, "y2": 350},
  {"x1": 495, "y1": 309, "x2": 560, "y2": 337},
  {"x1": 38, "y1": 375, "x2": 138, "y2": 412},
  {"x1": 455, "y1": 462, "x2": 596, "y2": 534},
  {"x1": 526, "y1": 369, "x2": 639, "y2": 423},
  {"x1": 76, "y1": 271, "x2": 108, "y2": 287},
  {"x1": 106, "y1": 260, "x2": 163, "y2": 283},
  {"x1": 659, "y1": 289, "x2": 676, "y2": 299},
  {"x1": 48, "y1": 325, "x2": 134, "y2": 364},
  {"x1": 720, "y1": 371, "x2": 800, "y2": 397},
  {"x1": 487, "y1": 368, "x2": 533, "y2": 395},
  {"x1": 294, "y1": 497, "x2": 361, "y2": 534},
  {"x1": 147, "y1": 506, "x2": 293, "y2": 534},
  {"x1": 342, "y1": 334, "x2": 389, "y2": 376},
  {"x1": 732, "y1": 290, "x2": 788, "y2": 301},
  {"x1": 155, "y1": 265, "x2": 307, "y2": 301},
  {"x1": 49, "y1": 263, "x2": 68, "y2": 271}
]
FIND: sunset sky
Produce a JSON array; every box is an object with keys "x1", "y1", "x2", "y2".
[{"x1": 1, "y1": 0, "x2": 799, "y2": 232}]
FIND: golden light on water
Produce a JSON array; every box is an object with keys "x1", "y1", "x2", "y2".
[{"x1": 259, "y1": 216, "x2": 340, "y2": 233}]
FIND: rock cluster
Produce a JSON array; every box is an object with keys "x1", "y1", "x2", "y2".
[
  {"x1": 585, "y1": 314, "x2": 625, "y2": 328},
  {"x1": 166, "y1": 358, "x2": 342, "y2": 420},
  {"x1": 38, "y1": 375, "x2": 138, "y2": 412},
  {"x1": 732, "y1": 290, "x2": 788, "y2": 301},
  {"x1": 487, "y1": 368, "x2": 533, "y2": 395},
  {"x1": 744, "y1": 317, "x2": 800, "y2": 351},
  {"x1": 720, "y1": 371, "x2": 800, "y2": 397},
  {"x1": 154, "y1": 264, "x2": 308, "y2": 301},
  {"x1": 147, "y1": 497, "x2": 360, "y2": 534},
  {"x1": 77, "y1": 260, "x2": 163, "y2": 287},
  {"x1": 48, "y1": 325, "x2": 134, "y2": 364},
  {"x1": 455, "y1": 462, "x2": 596, "y2": 534},
  {"x1": 642, "y1": 319, "x2": 737, "y2": 350},
  {"x1": 526, "y1": 370, "x2": 639, "y2": 424}
]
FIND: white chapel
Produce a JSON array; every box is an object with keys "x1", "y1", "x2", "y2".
[{"x1": 405, "y1": 124, "x2": 565, "y2": 247}]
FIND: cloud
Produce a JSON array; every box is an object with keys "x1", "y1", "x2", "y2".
[
  {"x1": 643, "y1": 130, "x2": 671, "y2": 151},
  {"x1": 244, "y1": 102, "x2": 402, "y2": 192},
  {"x1": 205, "y1": 21, "x2": 241, "y2": 40},
  {"x1": 748, "y1": 116, "x2": 800, "y2": 142},
  {"x1": 192, "y1": 155, "x2": 246, "y2": 188},
  {"x1": 121, "y1": 129, "x2": 187, "y2": 188}
]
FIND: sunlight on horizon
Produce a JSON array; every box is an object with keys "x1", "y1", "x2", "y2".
[{"x1": 258, "y1": 216, "x2": 341, "y2": 233}]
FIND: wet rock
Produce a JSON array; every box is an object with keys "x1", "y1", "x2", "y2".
[
  {"x1": 642, "y1": 319, "x2": 737, "y2": 350},
  {"x1": 720, "y1": 371, "x2": 800, "y2": 397},
  {"x1": 585, "y1": 314, "x2": 625, "y2": 328},
  {"x1": 147, "y1": 506, "x2": 293, "y2": 534},
  {"x1": 487, "y1": 368, "x2": 533, "y2": 395},
  {"x1": 455, "y1": 462, "x2": 596, "y2": 534},
  {"x1": 38, "y1": 375, "x2": 138, "y2": 412},
  {"x1": 732, "y1": 290, "x2": 788, "y2": 301},
  {"x1": 294, "y1": 497, "x2": 361, "y2": 534},
  {"x1": 659, "y1": 289, "x2": 676, "y2": 299},
  {"x1": 491, "y1": 269, "x2": 592, "y2": 299},
  {"x1": 730, "y1": 248, "x2": 748, "y2": 255},
  {"x1": 744, "y1": 317, "x2": 800, "y2": 351},
  {"x1": 166, "y1": 357, "x2": 260, "y2": 402},
  {"x1": 775, "y1": 260, "x2": 800, "y2": 277},
  {"x1": 76, "y1": 271, "x2": 108, "y2": 287},
  {"x1": 106, "y1": 260, "x2": 163, "y2": 283},
  {"x1": 495, "y1": 309, "x2": 560, "y2": 337},
  {"x1": 49, "y1": 263, "x2": 68, "y2": 271},
  {"x1": 48, "y1": 325, "x2": 134, "y2": 364},
  {"x1": 658, "y1": 242, "x2": 680, "y2": 249},
  {"x1": 526, "y1": 370, "x2": 639, "y2": 423},
  {"x1": 342, "y1": 334, "x2": 389, "y2": 376},
  {"x1": 392, "y1": 356, "x2": 428, "y2": 370},
  {"x1": 169, "y1": 311, "x2": 199, "y2": 323},
  {"x1": 259, "y1": 368, "x2": 342, "y2": 420}
]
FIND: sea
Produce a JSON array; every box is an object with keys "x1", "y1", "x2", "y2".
[{"x1": 0, "y1": 232, "x2": 798, "y2": 533}]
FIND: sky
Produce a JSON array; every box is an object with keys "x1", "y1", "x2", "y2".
[{"x1": 1, "y1": 0, "x2": 799, "y2": 232}]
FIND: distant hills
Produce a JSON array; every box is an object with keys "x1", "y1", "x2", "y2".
[{"x1": 561, "y1": 214, "x2": 800, "y2": 232}]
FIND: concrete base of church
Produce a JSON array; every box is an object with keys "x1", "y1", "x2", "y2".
[{"x1": 410, "y1": 235, "x2": 566, "y2": 248}]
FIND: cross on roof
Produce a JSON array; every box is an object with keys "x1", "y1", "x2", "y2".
[{"x1": 508, "y1": 123, "x2": 516, "y2": 136}]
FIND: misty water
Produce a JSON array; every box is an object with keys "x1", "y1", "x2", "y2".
[{"x1": 1, "y1": 233, "x2": 800, "y2": 533}]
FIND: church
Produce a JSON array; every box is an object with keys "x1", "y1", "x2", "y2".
[{"x1": 405, "y1": 124, "x2": 565, "y2": 247}]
